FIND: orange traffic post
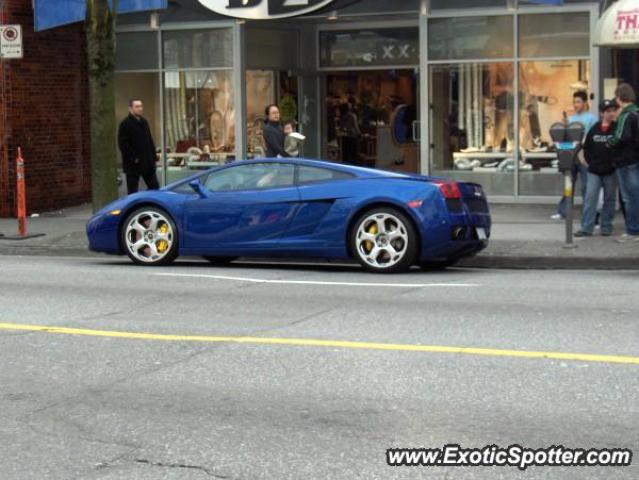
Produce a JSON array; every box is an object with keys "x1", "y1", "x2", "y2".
[
  {"x1": 0, "y1": 147, "x2": 45, "y2": 241},
  {"x1": 16, "y1": 147, "x2": 27, "y2": 237}
]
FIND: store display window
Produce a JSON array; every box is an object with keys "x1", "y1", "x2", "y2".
[
  {"x1": 325, "y1": 70, "x2": 419, "y2": 173},
  {"x1": 518, "y1": 60, "x2": 591, "y2": 196},
  {"x1": 114, "y1": 72, "x2": 162, "y2": 176},
  {"x1": 115, "y1": 32, "x2": 158, "y2": 70},
  {"x1": 163, "y1": 29, "x2": 233, "y2": 70},
  {"x1": 245, "y1": 70, "x2": 299, "y2": 159},
  {"x1": 163, "y1": 70, "x2": 235, "y2": 182},
  {"x1": 430, "y1": 0, "x2": 505, "y2": 9},
  {"x1": 429, "y1": 63, "x2": 515, "y2": 196},
  {"x1": 320, "y1": 28, "x2": 419, "y2": 69},
  {"x1": 428, "y1": 16, "x2": 513, "y2": 61},
  {"x1": 518, "y1": 12, "x2": 590, "y2": 58}
]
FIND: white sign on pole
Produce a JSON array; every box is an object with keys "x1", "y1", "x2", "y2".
[{"x1": 0, "y1": 25, "x2": 23, "y2": 59}]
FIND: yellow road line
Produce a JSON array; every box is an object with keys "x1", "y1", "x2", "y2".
[{"x1": 1, "y1": 322, "x2": 638, "y2": 366}]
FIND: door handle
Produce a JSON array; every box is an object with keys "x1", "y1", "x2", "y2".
[{"x1": 412, "y1": 121, "x2": 421, "y2": 143}]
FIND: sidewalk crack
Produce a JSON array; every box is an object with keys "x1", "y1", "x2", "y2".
[{"x1": 134, "y1": 458, "x2": 233, "y2": 478}]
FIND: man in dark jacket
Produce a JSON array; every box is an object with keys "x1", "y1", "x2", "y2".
[
  {"x1": 607, "y1": 83, "x2": 639, "y2": 242},
  {"x1": 575, "y1": 100, "x2": 618, "y2": 237},
  {"x1": 118, "y1": 99, "x2": 160, "y2": 194},
  {"x1": 262, "y1": 104, "x2": 290, "y2": 158}
]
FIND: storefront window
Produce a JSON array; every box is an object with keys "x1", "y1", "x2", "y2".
[
  {"x1": 114, "y1": 73, "x2": 162, "y2": 179},
  {"x1": 245, "y1": 70, "x2": 299, "y2": 159},
  {"x1": 115, "y1": 32, "x2": 159, "y2": 70},
  {"x1": 163, "y1": 29, "x2": 233, "y2": 69},
  {"x1": 430, "y1": 0, "x2": 505, "y2": 8},
  {"x1": 326, "y1": 70, "x2": 419, "y2": 173},
  {"x1": 518, "y1": 13, "x2": 590, "y2": 58},
  {"x1": 246, "y1": 70, "x2": 275, "y2": 158},
  {"x1": 320, "y1": 28, "x2": 419, "y2": 68},
  {"x1": 429, "y1": 63, "x2": 515, "y2": 196},
  {"x1": 163, "y1": 70, "x2": 235, "y2": 182},
  {"x1": 428, "y1": 16, "x2": 514, "y2": 61},
  {"x1": 518, "y1": 59, "x2": 591, "y2": 196}
]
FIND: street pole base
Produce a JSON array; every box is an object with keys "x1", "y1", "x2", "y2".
[
  {"x1": 0, "y1": 233, "x2": 46, "y2": 240},
  {"x1": 562, "y1": 243, "x2": 578, "y2": 249}
]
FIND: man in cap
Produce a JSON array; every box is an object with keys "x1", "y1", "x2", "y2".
[{"x1": 574, "y1": 99, "x2": 618, "y2": 237}]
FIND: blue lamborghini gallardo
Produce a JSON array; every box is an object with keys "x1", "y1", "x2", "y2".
[{"x1": 86, "y1": 159, "x2": 491, "y2": 272}]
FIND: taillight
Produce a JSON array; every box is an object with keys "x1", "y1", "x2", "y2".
[{"x1": 435, "y1": 181, "x2": 461, "y2": 199}]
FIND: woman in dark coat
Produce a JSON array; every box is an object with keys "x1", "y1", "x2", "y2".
[{"x1": 262, "y1": 104, "x2": 289, "y2": 158}]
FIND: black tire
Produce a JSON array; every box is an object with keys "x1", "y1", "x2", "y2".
[
  {"x1": 203, "y1": 256, "x2": 238, "y2": 265},
  {"x1": 121, "y1": 206, "x2": 178, "y2": 266},
  {"x1": 350, "y1": 207, "x2": 419, "y2": 273}
]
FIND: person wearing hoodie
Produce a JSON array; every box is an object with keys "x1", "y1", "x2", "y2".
[
  {"x1": 607, "y1": 83, "x2": 639, "y2": 243},
  {"x1": 574, "y1": 100, "x2": 618, "y2": 237},
  {"x1": 262, "y1": 104, "x2": 290, "y2": 158}
]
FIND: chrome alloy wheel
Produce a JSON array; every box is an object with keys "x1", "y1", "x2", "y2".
[
  {"x1": 355, "y1": 213, "x2": 409, "y2": 269},
  {"x1": 124, "y1": 211, "x2": 174, "y2": 264}
]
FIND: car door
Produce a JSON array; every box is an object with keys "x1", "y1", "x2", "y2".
[
  {"x1": 279, "y1": 165, "x2": 356, "y2": 247},
  {"x1": 182, "y1": 162, "x2": 300, "y2": 252}
]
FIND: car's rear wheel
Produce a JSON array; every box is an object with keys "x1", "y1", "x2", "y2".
[
  {"x1": 203, "y1": 256, "x2": 237, "y2": 265},
  {"x1": 351, "y1": 208, "x2": 418, "y2": 273},
  {"x1": 121, "y1": 207, "x2": 178, "y2": 266}
]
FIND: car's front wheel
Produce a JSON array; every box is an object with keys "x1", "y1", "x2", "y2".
[
  {"x1": 121, "y1": 207, "x2": 178, "y2": 266},
  {"x1": 351, "y1": 208, "x2": 418, "y2": 273}
]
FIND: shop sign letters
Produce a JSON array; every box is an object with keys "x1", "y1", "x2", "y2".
[
  {"x1": 198, "y1": 0, "x2": 336, "y2": 19},
  {"x1": 615, "y1": 8, "x2": 639, "y2": 42},
  {"x1": 0, "y1": 25, "x2": 23, "y2": 59}
]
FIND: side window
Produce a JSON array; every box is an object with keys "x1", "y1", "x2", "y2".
[
  {"x1": 297, "y1": 166, "x2": 354, "y2": 185},
  {"x1": 204, "y1": 163, "x2": 295, "y2": 192}
]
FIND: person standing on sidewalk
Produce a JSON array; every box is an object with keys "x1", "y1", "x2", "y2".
[
  {"x1": 552, "y1": 91, "x2": 598, "y2": 220},
  {"x1": 574, "y1": 100, "x2": 618, "y2": 237},
  {"x1": 118, "y1": 99, "x2": 160, "y2": 195},
  {"x1": 607, "y1": 83, "x2": 639, "y2": 243},
  {"x1": 263, "y1": 104, "x2": 290, "y2": 158}
]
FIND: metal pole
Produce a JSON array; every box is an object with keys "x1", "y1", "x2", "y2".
[{"x1": 563, "y1": 171, "x2": 577, "y2": 248}]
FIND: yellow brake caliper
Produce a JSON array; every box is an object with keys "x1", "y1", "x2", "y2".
[
  {"x1": 365, "y1": 222, "x2": 378, "y2": 253},
  {"x1": 157, "y1": 223, "x2": 169, "y2": 253}
]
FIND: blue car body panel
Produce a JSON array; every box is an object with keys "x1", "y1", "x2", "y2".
[{"x1": 87, "y1": 158, "x2": 491, "y2": 263}]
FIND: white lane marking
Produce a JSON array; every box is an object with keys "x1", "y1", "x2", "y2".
[{"x1": 153, "y1": 272, "x2": 479, "y2": 288}]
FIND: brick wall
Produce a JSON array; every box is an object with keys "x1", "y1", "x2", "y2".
[{"x1": 0, "y1": 0, "x2": 90, "y2": 217}]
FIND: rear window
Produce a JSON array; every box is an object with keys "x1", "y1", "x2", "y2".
[{"x1": 297, "y1": 166, "x2": 354, "y2": 185}]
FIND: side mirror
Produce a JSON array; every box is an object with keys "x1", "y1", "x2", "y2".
[{"x1": 188, "y1": 179, "x2": 208, "y2": 198}]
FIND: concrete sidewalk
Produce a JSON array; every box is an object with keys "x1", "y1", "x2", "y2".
[{"x1": 0, "y1": 203, "x2": 638, "y2": 269}]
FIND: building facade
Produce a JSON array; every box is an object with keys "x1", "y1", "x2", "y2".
[
  {"x1": 0, "y1": 0, "x2": 90, "y2": 217},
  {"x1": 2, "y1": 0, "x2": 636, "y2": 215},
  {"x1": 116, "y1": 0, "x2": 604, "y2": 203}
]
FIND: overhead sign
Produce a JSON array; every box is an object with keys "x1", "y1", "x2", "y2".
[
  {"x1": 197, "y1": 0, "x2": 337, "y2": 20},
  {"x1": 34, "y1": 0, "x2": 167, "y2": 32},
  {"x1": 594, "y1": 0, "x2": 639, "y2": 47},
  {"x1": 0, "y1": 25, "x2": 23, "y2": 59}
]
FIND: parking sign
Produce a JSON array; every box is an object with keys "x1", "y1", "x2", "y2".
[{"x1": 0, "y1": 25, "x2": 23, "y2": 59}]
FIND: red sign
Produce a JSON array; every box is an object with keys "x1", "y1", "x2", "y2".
[{"x1": 615, "y1": 8, "x2": 639, "y2": 41}]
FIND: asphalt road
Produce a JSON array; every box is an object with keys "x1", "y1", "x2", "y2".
[{"x1": 0, "y1": 255, "x2": 637, "y2": 480}]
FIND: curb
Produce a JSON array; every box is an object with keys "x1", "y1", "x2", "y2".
[{"x1": 1, "y1": 246, "x2": 639, "y2": 270}]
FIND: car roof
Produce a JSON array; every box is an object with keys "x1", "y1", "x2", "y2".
[
  {"x1": 226, "y1": 158, "x2": 411, "y2": 179},
  {"x1": 162, "y1": 158, "x2": 414, "y2": 191}
]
